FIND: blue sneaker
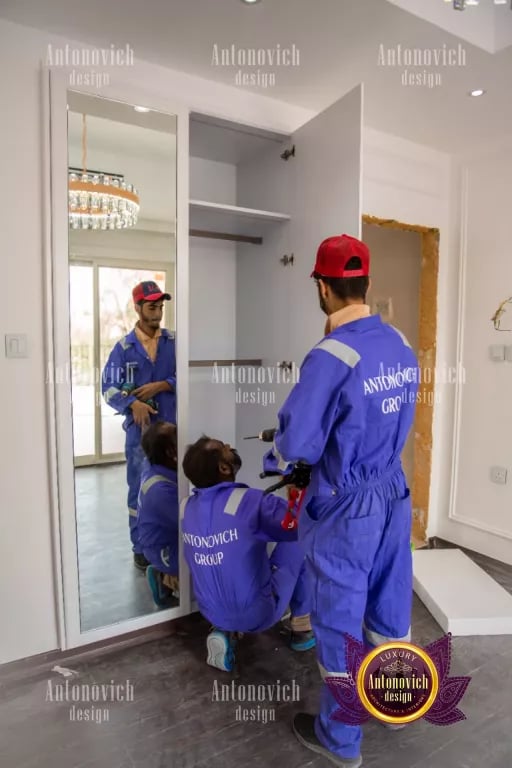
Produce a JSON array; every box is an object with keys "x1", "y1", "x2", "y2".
[
  {"x1": 206, "y1": 630, "x2": 235, "y2": 672},
  {"x1": 290, "y1": 630, "x2": 316, "y2": 651},
  {"x1": 146, "y1": 565, "x2": 172, "y2": 607}
]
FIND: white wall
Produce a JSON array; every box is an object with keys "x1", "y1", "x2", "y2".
[
  {"x1": 439, "y1": 146, "x2": 512, "y2": 565},
  {"x1": 0, "y1": 17, "x2": 312, "y2": 664},
  {"x1": 363, "y1": 126, "x2": 460, "y2": 543}
]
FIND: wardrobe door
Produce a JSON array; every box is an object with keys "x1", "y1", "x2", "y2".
[{"x1": 289, "y1": 84, "x2": 364, "y2": 365}]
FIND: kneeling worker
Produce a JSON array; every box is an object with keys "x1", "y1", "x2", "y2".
[
  {"x1": 181, "y1": 436, "x2": 315, "y2": 672},
  {"x1": 137, "y1": 421, "x2": 179, "y2": 607}
]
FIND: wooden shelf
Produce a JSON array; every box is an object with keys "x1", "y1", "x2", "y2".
[{"x1": 189, "y1": 199, "x2": 290, "y2": 242}]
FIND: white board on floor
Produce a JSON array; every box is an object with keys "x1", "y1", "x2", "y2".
[{"x1": 413, "y1": 548, "x2": 512, "y2": 635}]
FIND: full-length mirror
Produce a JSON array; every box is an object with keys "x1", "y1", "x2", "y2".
[{"x1": 66, "y1": 91, "x2": 178, "y2": 631}]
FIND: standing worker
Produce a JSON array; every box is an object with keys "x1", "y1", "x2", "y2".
[
  {"x1": 102, "y1": 281, "x2": 176, "y2": 570},
  {"x1": 266, "y1": 235, "x2": 419, "y2": 767}
]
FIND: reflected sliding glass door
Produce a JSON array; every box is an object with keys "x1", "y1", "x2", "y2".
[{"x1": 69, "y1": 260, "x2": 172, "y2": 467}]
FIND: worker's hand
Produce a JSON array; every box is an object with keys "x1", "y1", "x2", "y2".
[
  {"x1": 130, "y1": 400, "x2": 157, "y2": 427},
  {"x1": 132, "y1": 381, "x2": 170, "y2": 401}
]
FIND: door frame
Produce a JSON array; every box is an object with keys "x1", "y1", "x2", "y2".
[
  {"x1": 362, "y1": 214, "x2": 440, "y2": 546},
  {"x1": 68, "y1": 256, "x2": 174, "y2": 468},
  {"x1": 43, "y1": 66, "x2": 191, "y2": 651}
]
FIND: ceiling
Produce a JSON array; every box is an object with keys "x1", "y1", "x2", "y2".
[
  {"x1": 1, "y1": 0, "x2": 511, "y2": 154},
  {"x1": 67, "y1": 97, "x2": 177, "y2": 226}
]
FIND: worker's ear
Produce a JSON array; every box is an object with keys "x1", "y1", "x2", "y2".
[{"x1": 219, "y1": 460, "x2": 232, "y2": 478}]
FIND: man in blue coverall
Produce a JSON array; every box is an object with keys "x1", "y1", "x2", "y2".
[
  {"x1": 265, "y1": 235, "x2": 419, "y2": 767},
  {"x1": 180, "y1": 436, "x2": 316, "y2": 672},
  {"x1": 137, "y1": 421, "x2": 180, "y2": 607},
  {"x1": 102, "y1": 281, "x2": 176, "y2": 570}
]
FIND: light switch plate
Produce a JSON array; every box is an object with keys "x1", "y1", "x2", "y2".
[
  {"x1": 489, "y1": 344, "x2": 505, "y2": 362},
  {"x1": 5, "y1": 334, "x2": 28, "y2": 358}
]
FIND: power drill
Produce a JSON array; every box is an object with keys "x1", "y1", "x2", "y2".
[{"x1": 121, "y1": 382, "x2": 158, "y2": 412}]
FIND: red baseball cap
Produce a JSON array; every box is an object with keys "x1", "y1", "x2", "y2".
[
  {"x1": 311, "y1": 234, "x2": 370, "y2": 278},
  {"x1": 132, "y1": 281, "x2": 171, "y2": 304}
]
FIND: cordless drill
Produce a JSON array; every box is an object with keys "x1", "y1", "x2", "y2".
[{"x1": 121, "y1": 382, "x2": 158, "y2": 412}]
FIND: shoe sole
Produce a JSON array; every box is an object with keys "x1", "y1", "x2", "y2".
[
  {"x1": 206, "y1": 633, "x2": 233, "y2": 672},
  {"x1": 293, "y1": 721, "x2": 363, "y2": 768}
]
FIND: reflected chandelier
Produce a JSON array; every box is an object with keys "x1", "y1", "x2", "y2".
[{"x1": 68, "y1": 114, "x2": 140, "y2": 230}]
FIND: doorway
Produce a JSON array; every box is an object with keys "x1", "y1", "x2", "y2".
[
  {"x1": 69, "y1": 260, "x2": 172, "y2": 467},
  {"x1": 362, "y1": 215, "x2": 439, "y2": 545}
]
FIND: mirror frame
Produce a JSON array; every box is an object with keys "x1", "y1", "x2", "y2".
[{"x1": 43, "y1": 66, "x2": 191, "y2": 650}]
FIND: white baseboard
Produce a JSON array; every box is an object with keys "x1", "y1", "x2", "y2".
[
  {"x1": 413, "y1": 549, "x2": 512, "y2": 635},
  {"x1": 435, "y1": 519, "x2": 512, "y2": 566}
]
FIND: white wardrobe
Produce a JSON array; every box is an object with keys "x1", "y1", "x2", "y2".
[{"x1": 188, "y1": 85, "x2": 363, "y2": 488}]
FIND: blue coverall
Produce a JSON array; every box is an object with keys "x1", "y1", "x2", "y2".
[
  {"x1": 136, "y1": 463, "x2": 179, "y2": 576},
  {"x1": 101, "y1": 328, "x2": 176, "y2": 553},
  {"x1": 268, "y1": 315, "x2": 419, "y2": 759},
  {"x1": 180, "y1": 482, "x2": 311, "y2": 632}
]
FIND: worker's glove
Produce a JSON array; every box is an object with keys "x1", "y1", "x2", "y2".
[
  {"x1": 262, "y1": 449, "x2": 292, "y2": 476},
  {"x1": 286, "y1": 463, "x2": 311, "y2": 490}
]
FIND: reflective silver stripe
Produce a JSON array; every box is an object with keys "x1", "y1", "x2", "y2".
[
  {"x1": 267, "y1": 542, "x2": 277, "y2": 557},
  {"x1": 224, "y1": 487, "x2": 249, "y2": 516},
  {"x1": 318, "y1": 661, "x2": 350, "y2": 680},
  {"x1": 272, "y1": 439, "x2": 290, "y2": 472},
  {"x1": 160, "y1": 547, "x2": 170, "y2": 567},
  {"x1": 390, "y1": 325, "x2": 411, "y2": 349},
  {"x1": 363, "y1": 625, "x2": 411, "y2": 646},
  {"x1": 104, "y1": 386, "x2": 120, "y2": 403},
  {"x1": 180, "y1": 496, "x2": 190, "y2": 520},
  {"x1": 140, "y1": 474, "x2": 176, "y2": 495},
  {"x1": 120, "y1": 335, "x2": 131, "y2": 351},
  {"x1": 128, "y1": 507, "x2": 137, "y2": 518},
  {"x1": 315, "y1": 338, "x2": 360, "y2": 368}
]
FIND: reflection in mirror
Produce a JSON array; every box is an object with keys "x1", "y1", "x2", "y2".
[{"x1": 67, "y1": 91, "x2": 178, "y2": 631}]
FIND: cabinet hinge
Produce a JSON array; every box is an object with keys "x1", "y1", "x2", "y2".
[{"x1": 280, "y1": 144, "x2": 295, "y2": 161}]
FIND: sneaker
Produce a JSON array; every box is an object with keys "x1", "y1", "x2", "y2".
[
  {"x1": 133, "y1": 553, "x2": 150, "y2": 571},
  {"x1": 206, "y1": 630, "x2": 235, "y2": 672},
  {"x1": 293, "y1": 713, "x2": 363, "y2": 768},
  {"x1": 290, "y1": 630, "x2": 316, "y2": 651},
  {"x1": 146, "y1": 565, "x2": 173, "y2": 607}
]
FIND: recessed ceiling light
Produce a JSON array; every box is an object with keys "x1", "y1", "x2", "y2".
[
  {"x1": 241, "y1": 0, "x2": 261, "y2": 4},
  {"x1": 469, "y1": 89, "x2": 485, "y2": 97},
  {"x1": 134, "y1": 105, "x2": 151, "y2": 113}
]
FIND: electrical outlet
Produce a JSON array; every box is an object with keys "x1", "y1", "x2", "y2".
[{"x1": 490, "y1": 466, "x2": 508, "y2": 484}]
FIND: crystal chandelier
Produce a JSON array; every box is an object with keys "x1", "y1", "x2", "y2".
[{"x1": 68, "y1": 114, "x2": 140, "y2": 230}]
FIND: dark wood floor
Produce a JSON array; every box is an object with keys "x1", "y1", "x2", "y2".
[{"x1": 1, "y1": 546, "x2": 511, "y2": 768}]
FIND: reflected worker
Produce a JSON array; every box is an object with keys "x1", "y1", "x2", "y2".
[
  {"x1": 181, "y1": 436, "x2": 315, "y2": 673},
  {"x1": 102, "y1": 281, "x2": 176, "y2": 570},
  {"x1": 137, "y1": 421, "x2": 179, "y2": 606}
]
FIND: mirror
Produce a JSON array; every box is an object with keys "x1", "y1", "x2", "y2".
[{"x1": 66, "y1": 91, "x2": 179, "y2": 631}]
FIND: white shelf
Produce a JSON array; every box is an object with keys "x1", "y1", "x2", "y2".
[{"x1": 189, "y1": 199, "x2": 290, "y2": 241}]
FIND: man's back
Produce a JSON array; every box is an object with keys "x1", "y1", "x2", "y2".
[
  {"x1": 181, "y1": 483, "x2": 294, "y2": 630},
  {"x1": 275, "y1": 314, "x2": 419, "y2": 496}
]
